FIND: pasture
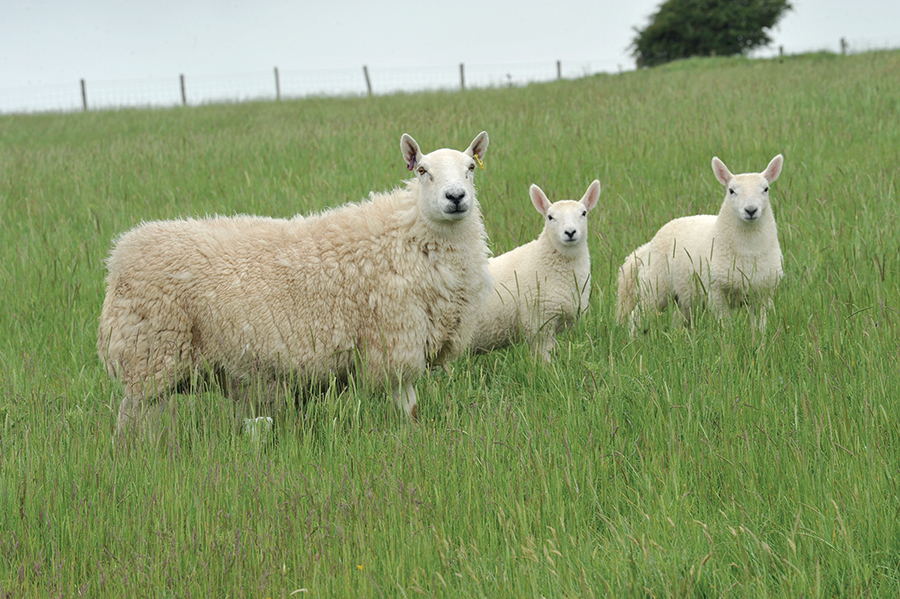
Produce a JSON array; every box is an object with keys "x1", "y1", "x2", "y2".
[{"x1": 1, "y1": 50, "x2": 898, "y2": 596}]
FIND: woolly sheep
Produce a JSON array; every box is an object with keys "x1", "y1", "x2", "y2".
[
  {"x1": 616, "y1": 154, "x2": 784, "y2": 334},
  {"x1": 469, "y1": 180, "x2": 601, "y2": 361},
  {"x1": 98, "y1": 131, "x2": 493, "y2": 433}
]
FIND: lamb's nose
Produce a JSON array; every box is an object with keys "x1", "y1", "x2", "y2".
[
  {"x1": 745, "y1": 207, "x2": 758, "y2": 218},
  {"x1": 565, "y1": 229, "x2": 576, "y2": 239},
  {"x1": 445, "y1": 190, "x2": 465, "y2": 204}
]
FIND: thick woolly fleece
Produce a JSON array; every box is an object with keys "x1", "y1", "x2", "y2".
[{"x1": 98, "y1": 132, "x2": 492, "y2": 432}]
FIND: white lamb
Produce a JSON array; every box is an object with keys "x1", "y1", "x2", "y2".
[
  {"x1": 616, "y1": 154, "x2": 784, "y2": 333},
  {"x1": 469, "y1": 180, "x2": 601, "y2": 361},
  {"x1": 98, "y1": 131, "x2": 493, "y2": 433}
]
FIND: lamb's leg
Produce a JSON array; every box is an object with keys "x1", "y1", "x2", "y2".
[
  {"x1": 631, "y1": 286, "x2": 663, "y2": 336},
  {"x1": 533, "y1": 328, "x2": 557, "y2": 363},
  {"x1": 751, "y1": 297, "x2": 772, "y2": 332},
  {"x1": 707, "y1": 286, "x2": 732, "y2": 324},
  {"x1": 392, "y1": 381, "x2": 418, "y2": 422}
]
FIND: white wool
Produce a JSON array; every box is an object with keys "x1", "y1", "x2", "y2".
[
  {"x1": 98, "y1": 132, "x2": 493, "y2": 433},
  {"x1": 616, "y1": 154, "x2": 784, "y2": 333},
  {"x1": 470, "y1": 180, "x2": 601, "y2": 361}
]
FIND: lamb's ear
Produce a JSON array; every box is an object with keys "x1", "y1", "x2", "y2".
[
  {"x1": 711, "y1": 157, "x2": 733, "y2": 186},
  {"x1": 580, "y1": 179, "x2": 601, "y2": 212},
  {"x1": 529, "y1": 184, "x2": 551, "y2": 216},
  {"x1": 465, "y1": 131, "x2": 489, "y2": 161},
  {"x1": 401, "y1": 134, "x2": 422, "y2": 171},
  {"x1": 763, "y1": 154, "x2": 784, "y2": 183}
]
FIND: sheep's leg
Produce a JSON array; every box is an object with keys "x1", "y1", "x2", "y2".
[
  {"x1": 392, "y1": 381, "x2": 418, "y2": 422},
  {"x1": 114, "y1": 333, "x2": 193, "y2": 438},
  {"x1": 116, "y1": 389, "x2": 146, "y2": 435},
  {"x1": 116, "y1": 384, "x2": 168, "y2": 440}
]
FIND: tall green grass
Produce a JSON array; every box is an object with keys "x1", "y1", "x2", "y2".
[{"x1": 1, "y1": 50, "x2": 898, "y2": 596}]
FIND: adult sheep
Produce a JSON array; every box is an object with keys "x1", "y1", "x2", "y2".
[
  {"x1": 98, "y1": 131, "x2": 492, "y2": 433},
  {"x1": 469, "y1": 180, "x2": 601, "y2": 361},
  {"x1": 616, "y1": 154, "x2": 784, "y2": 334}
]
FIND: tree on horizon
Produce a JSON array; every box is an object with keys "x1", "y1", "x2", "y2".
[{"x1": 631, "y1": 0, "x2": 793, "y2": 68}]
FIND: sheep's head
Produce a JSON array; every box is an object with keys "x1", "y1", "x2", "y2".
[
  {"x1": 530, "y1": 180, "x2": 601, "y2": 254},
  {"x1": 401, "y1": 131, "x2": 489, "y2": 223},
  {"x1": 712, "y1": 154, "x2": 783, "y2": 224}
]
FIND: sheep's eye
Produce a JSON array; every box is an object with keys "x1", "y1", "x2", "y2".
[
  {"x1": 728, "y1": 188, "x2": 736, "y2": 195},
  {"x1": 582, "y1": 210, "x2": 587, "y2": 217},
  {"x1": 764, "y1": 186, "x2": 769, "y2": 193},
  {"x1": 417, "y1": 167, "x2": 426, "y2": 175},
  {"x1": 547, "y1": 215, "x2": 554, "y2": 221},
  {"x1": 468, "y1": 163, "x2": 476, "y2": 171}
]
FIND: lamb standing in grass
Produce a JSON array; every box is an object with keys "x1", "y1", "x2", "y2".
[
  {"x1": 98, "y1": 132, "x2": 492, "y2": 433},
  {"x1": 616, "y1": 154, "x2": 784, "y2": 334},
  {"x1": 469, "y1": 180, "x2": 601, "y2": 361}
]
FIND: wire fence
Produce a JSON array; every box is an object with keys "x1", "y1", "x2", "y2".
[
  {"x1": 0, "y1": 59, "x2": 621, "y2": 115},
  {"x1": 2, "y1": 34, "x2": 897, "y2": 115}
]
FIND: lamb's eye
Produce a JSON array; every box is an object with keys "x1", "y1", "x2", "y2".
[
  {"x1": 582, "y1": 210, "x2": 587, "y2": 217},
  {"x1": 468, "y1": 163, "x2": 476, "y2": 171},
  {"x1": 547, "y1": 215, "x2": 554, "y2": 221},
  {"x1": 764, "y1": 186, "x2": 769, "y2": 193},
  {"x1": 728, "y1": 188, "x2": 736, "y2": 195},
  {"x1": 417, "y1": 167, "x2": 426, "y2": 175}
]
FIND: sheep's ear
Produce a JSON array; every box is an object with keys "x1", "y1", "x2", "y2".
[
  {"x1": 580, "y1": 179, "x2": 601, "y2": 212},
  {"x1": 401, "y1": 134, "x2": 422, "y2": 171},
  {"x1": 763, "y1": 154, "x2": 784, "y2": 183},
  {"x1": 529, "y1": 184, "x2": 551, "y2": 216},
  {"x1": 465, "y1": 131, "x2": 489, "y2": 161},
  {"x1": 711, "y1": 157, "x2": 733, "y2": 186}
]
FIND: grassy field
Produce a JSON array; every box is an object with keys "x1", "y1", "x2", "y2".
[{"x1": 1, "y1": 49, "x2": 899, "y2": 597}]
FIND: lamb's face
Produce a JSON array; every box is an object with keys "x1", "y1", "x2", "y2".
[
  {"x1": 712, "y1": 154, "x2": 784, "y2": 224},
  {"x1": 545, "y1": 200, "x2": 590, "y2": 249},
  {"x1": 530, "y1": 180, "x2": 601, "y2": 254},
  {"x1": 401, "y1": 132, "x2": 490, "y2": 224},
  {"x1": 725, "y1": 173, "x2": 773, "y2": 223}
]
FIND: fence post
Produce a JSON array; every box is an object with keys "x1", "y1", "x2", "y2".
[
  {"x1": 460, "y1": 63, "x2": 465, "y2": 91},
  {"x1": 363, "y1": 65, "x2": 372, "y2": 96},
  {"x1": 80, "y1": 79, "x2": 87, "y2": 112},
  {"x1": 779, "y1": 45, "x2": 784, "y2": 58},
  {"x1": 840, "y1": 38, "x2": 848, "y2": 55},
  {"x1": 557, "y1": 60, "x2": 562, "y2": 80},
  {"x1": 274, "y1": 67, "x2": 281, "y2": 101},
  {"x1": 180, "y1": 74, "x2": 187, "y2": 106}
]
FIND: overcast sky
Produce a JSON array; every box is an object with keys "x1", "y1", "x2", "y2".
[{"x1": 2, "y1": 0, "x2": 899, "y2": 109}]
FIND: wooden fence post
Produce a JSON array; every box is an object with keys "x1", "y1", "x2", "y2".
[
  {"x1": 80, "y1": 79, "x2": 87, "y2": 112},
  {"x1": 274, "y1": 67, "x2": 281, "y2": 101},
  {"x1": 840, "y1": 38, "x2": 848, "y2": 55},
  {"x1": 460, "y1": 63, "x2": 465, "y2": 91},
  {"x1": 557, "y1": 60, "x2": 562, "y2": 80},
  {"x1": 180, "y1": 74, "x2": 186, "y2": 106},
  {"x1": 363, "y1": 65, "x2": 372, "y2": 96}
]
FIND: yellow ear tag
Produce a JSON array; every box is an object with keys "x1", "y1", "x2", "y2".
[{"x1": 474, "y1": 153, "x2": 485, "y2": 169}]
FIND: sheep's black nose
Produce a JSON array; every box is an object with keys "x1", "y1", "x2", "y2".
[
  {"x1": 565, "y1": 229, "x2": 576, "y2": 239},
  {"x1": 445, "y1": 190, "x2": 465, "y2": 204},
  {"x1": 745, "y1": 207, "x2": 758, "y2": 218}
]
